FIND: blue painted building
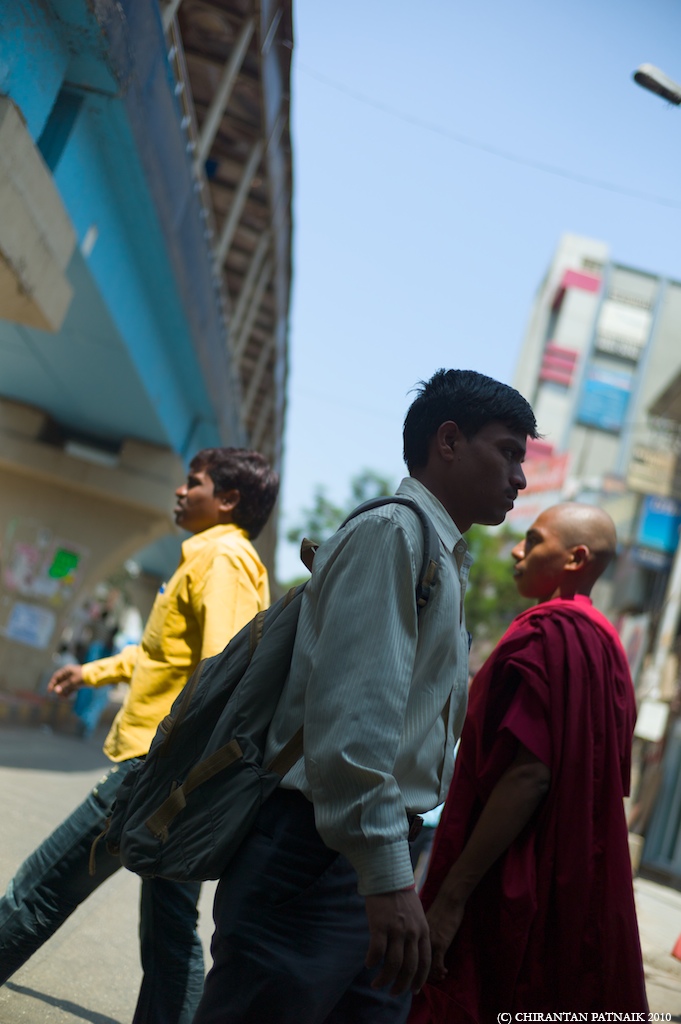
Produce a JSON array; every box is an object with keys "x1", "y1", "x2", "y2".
[{"x1": 0, "y1": 0, "x2": 292, "y2": 690}]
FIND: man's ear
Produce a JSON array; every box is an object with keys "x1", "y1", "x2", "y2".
[
  {"x1": 434, "y1": 421, "x2": 462, "y2": 462},
  {"x1": 217, "y1": 489, "x2": 241, "y2": 516},
  {"x1": 565, "y1": 544, "x2": 591, "y2": 572}
]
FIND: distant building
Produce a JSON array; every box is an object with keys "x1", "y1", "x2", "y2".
[{"x1": 512, "y1": 234, "x2": 681, "y2": 621}]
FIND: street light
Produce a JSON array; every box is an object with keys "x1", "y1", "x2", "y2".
[{"x1": 633, "y1": 63, "x2": 681, "y2": 105}]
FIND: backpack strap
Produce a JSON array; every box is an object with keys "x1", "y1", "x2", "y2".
[
  {"x1": 265, "y1": 497, "x2": 441, "y2": 778},
  {"x1": 339, "y1": 495, "x2": 440, "y2": 611},
  {"x1": 267, "y1": 725, "x2": 304, "y2": 776}
]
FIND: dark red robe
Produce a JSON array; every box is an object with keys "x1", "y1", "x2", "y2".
[{"x1": 411, "y1": 596, "x2": 647, "y2": 1023}]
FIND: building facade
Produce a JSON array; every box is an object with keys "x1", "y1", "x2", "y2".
[
  {"x1": 512, "y1": 234, "x2": 681, "y2": 618},
  {"x1": 0, "y1": 0, "x2": 293, "y2": 691}
]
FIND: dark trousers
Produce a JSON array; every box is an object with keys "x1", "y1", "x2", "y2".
[
  {"x1": 0, "y1": 760, "x2": 204, "y2": 1024},
  {"x1": 193, "y1": 788, "x2": 411, "y2": 1024}
]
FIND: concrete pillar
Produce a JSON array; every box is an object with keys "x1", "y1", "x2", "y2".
[
  {"x1": 0, "y1": 97, "x2": 76, "y2": 332},
  {"x1": 0, "y1": 399, "x2": 183, "y2": 693}
]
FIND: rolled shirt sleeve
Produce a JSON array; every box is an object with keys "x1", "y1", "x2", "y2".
[{"x1": 81, "y1": 644, "x2": 139, "y2": 688}]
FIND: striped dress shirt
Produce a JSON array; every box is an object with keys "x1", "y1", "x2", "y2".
[{"x1": 264, "y1": 477, "x2": 473, "y2": 895}]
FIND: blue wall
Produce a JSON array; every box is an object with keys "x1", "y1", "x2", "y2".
[{"x1": 0, "y1": 0, "x2": 242, "y2": 457}]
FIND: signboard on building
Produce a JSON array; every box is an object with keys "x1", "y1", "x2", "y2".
[
  {"x1": 617, "y1": 612, "x2": 650, "y2": 687},
  {"x1": 636, "y1": 495, "x2": 681, "y2": 553},
  {"x1": 577, "y1": 365, "x2": 634, "y2": 433},
  {"x1": 630, "y1": 546, "x2": 671, "y2": 570},
  {"x1": 551, "y1": 268, "x2": 601, "y2": 311},
  {"x1": 627, "y1": 445, "x2": 681, "y2": 501},
  {"x1": 522, "y1": 452, "x2": 569, "y2": 495},
  {"x1": 539, "y1": 344, "x2": 579, "y2": 388},
  {"x1": 595, "y1": 300, "x2": 650, "y2": 361},
  {"x1": 506, "y1": 492, "x2": 564, "y2": 533}
]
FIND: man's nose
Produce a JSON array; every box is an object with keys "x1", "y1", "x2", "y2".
[
  {"x1": 175, "y1": 483, "x2": 187, "y2": 498},
  {"x1": 511, "y1": 541, "x2": 524, "y2": 562},
  {"x1": 512, "y1": 465, "x2": 527, "y2": 491}
]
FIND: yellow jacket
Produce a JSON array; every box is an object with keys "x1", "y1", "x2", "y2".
[{"x1": 81, "y1": 524, "x2": 270, "y2": 761}]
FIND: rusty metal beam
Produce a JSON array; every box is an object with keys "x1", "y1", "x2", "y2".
[
  {"x1": 230, "y1": 228, "x2": 271, "y2": 337},
  {"x1": 195, "y1": 16, "x2": 255, "y2": 168},
  {"x1": 232, "y1": 256, "x2": 273, "y2": 362},
  {"x1": 250, "y1": 390, "x2": 275, "y2": 451},
  {"x1": 215, "y1": 138, "x2": 264, "y2": 266},
  {"x1": 242, "y1": 336, "x2": 275, "y2": 429}
]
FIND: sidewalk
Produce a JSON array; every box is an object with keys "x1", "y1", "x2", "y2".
[
  {"x1": 0, "y1": 722, "x2": 679, "y2": 1021},
  {"x1": 635, "y1": 875, "x2": 681, "y2": 1015},
  {"x1": 0, "y1": 723, "x2": 218, "y2": 1024}
]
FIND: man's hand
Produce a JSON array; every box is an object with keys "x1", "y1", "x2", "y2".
[
  {"x1": 364, "y1": 888, "x2": 431, "y2": 995},
  {"x1": 47, "y1": 664, "x2": 85, "y2": 698},
  {"x1": 426, "y1": 889, "x2": 466, "y2": 983}
]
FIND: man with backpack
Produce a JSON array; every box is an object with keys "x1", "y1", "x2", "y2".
[
  {"x1": 0, "y1": 448, "x2": 279, "y2": 1024},
  {"x1": 192, "y1": 369, "x2": 538, "y2": 1024}
]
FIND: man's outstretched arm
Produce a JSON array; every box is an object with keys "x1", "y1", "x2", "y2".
[
  {"x1": 427, "y1": 743, "x2": 551, "y2": 982},
  {"x1": 48, "y1": 644, "x2": 139, "y2": 697}
]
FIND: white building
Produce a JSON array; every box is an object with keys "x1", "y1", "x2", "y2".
[{"x1": 512, "y1": 234, "x2": 681, "y2": 618}]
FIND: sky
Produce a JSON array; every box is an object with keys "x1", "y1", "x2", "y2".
[{"x1": 276, "y1": 0, "x2": 681, "y2": 579}]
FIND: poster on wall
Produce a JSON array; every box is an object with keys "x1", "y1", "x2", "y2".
[
  {"x1": 3, "y1": 601, "x2": 56, "y2": 649},
  {"x1": 577, "y1": 364, "x2": 634, "y2": 433},
  {"x1": 2, "y1": 520, "x2": 88, "y2": 607}
]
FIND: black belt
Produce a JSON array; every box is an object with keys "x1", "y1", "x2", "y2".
[{"x1": 407, "y1": 814, "x2": 424, "y2": 842}]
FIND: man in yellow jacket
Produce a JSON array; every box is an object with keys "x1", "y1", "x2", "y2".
[{"x1": 0, "y1": 447, "x2": 279, "y2": 1024}]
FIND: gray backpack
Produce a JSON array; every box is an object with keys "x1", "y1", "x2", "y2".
[{"x1": 101, "y1": 496, "x2": 440, "y2": 882}]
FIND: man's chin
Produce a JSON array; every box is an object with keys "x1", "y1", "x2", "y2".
[{"x1": 480, "y1": 510, "x2": 507, "y2": 526}]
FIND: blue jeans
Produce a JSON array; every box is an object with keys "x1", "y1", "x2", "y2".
[
  {"x1": 193, "y1": 788, "x2": 411, "y2": 1024},
  {"x1": 0, "y1": 760, "x2": 204, "y2": 1024}
]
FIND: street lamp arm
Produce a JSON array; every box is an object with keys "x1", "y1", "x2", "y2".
[{"x1": 633, "y1": 64, "x2": 681, "y2": 105}]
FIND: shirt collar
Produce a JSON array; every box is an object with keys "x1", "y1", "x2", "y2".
[
  {"x1": 179, "y1": 522, "x2": 247, "y2": 562},
  {"x1": 396, "y1": 477, "x2": 466, "y2": 556}
]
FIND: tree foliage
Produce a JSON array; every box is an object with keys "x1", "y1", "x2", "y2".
[
  {"x1": 285, "y1": 469, "x2": 393, "y2": 550},
  {"x1": 464, "y1": 524, "x2": 532, "y2": 667}
]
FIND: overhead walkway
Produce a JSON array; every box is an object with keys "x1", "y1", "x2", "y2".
[{"x1": 0, "y1": 0, "x2": 293, "y2": 691}]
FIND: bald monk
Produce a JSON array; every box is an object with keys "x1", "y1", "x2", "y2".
[{"x1": 410, "y1": 503, "x2": 648, "y2": 1022}]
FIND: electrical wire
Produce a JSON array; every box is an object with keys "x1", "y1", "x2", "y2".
[{"x1": 296, "y1": 61, "x2": 681, "y2": 211}]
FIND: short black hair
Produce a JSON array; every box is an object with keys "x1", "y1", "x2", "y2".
[
  {"x1": 403, "y1": 368, "x2": 538, "y2": 472},
  {"x1": 189, "y1": 448, "x2": 279, "y2": 539}
]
